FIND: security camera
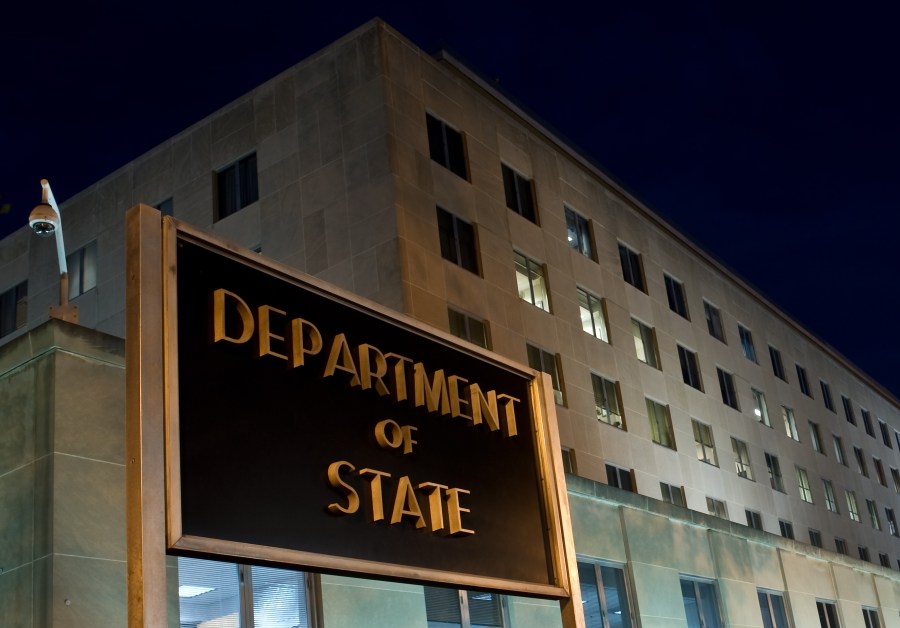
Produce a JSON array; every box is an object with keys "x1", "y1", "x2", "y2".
[{"x1": 29, "y1": 202, "x2": 59, "y2": 237}]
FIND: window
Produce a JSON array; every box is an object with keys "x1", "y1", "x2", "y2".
[
  {"x1": 732, "y1": 438, "x2": 753, "y2": 480},
  {"x1": 661, "y1": 482, "x2": 686, "y2": 507},
  {"x1": 526, "y1": 344, "x2": 563, "y2": 405},
  {"x1": 846, "y1": 490, "x2": 860, "y2": 522},
  {"x1": 854, "y1": 447, "x2": 869, "y2": 477},
  {"x1": 746, "y1": 510, "x2": 763, "y2": 530},
  {"x1": 437, "y1": 207, "x2": 479, "y2": 274},
  {"x1": 833, "y1": 435, "x2": 847, "y2": 466},
  {"x1": 758, "y1": 590, "x2": 790, "y2": 628},
  {"x1": 426, "y1": 113, "x2": 467, "y2": 179},
  {"x1": 817, "y1": 600, "x2": 840, "y2": 628},
  {"x1": 564, "y1": 207, "x2": 593, "y2": 259},
  {"x1": 782, "y1": 406, "x2": 799, "y2": 441},
  {"x1": 177, "y1": 557, "x2": 312, "y2": 627},
  {"x1": 718, "y1": 368, "x2": 739, "y2": 410},
  {"x1": 514, "y1": 252, "x2": 550, "y2": 312},
  {"x1": 679, "y1": 346, "x2": 703, "y2": 390},
  {"x1": 797, "y1": 467, "x2": 813, "y2": 503},
  {"x1": 693, "y1": 420, "x2": 718, "y2": 466},
  {"x1": 880, "y1": 420, "x2": 892, "y2": 448},
  {"x1": 0, "y1": 281, "x2": 28, "y2": 338},
  {"x1": 618, "y1": 243, "x2": 645, "y2": 292},
  {"x1": 66, "y1": 240, "x2": 97, "y2": 299},
  {"x1": 681, "y1": 578, "x2": 722, "y2": 628},
  {"x1": 631, "y1": 319, "x2": 660, "y2": 368},
  {"x1": 578, "y1": 562, "x2": 635, "y2": 628},
  {"x1": 578, "y1": 288, "x2": 608, "y2": 342},
  {"x1": 779, "y1": 520, "x2": 795, "y2": 539},
  {"x1": 862, "y1": 409, "x2": 874, "y2": 437},
  {"x1": 809, "y1": 528, "x2": 823, "y2": 548},
  {"x1": 501, "y1": 164, "x2": 536, "y2": 222},
  {"x1": 834, "y1": 538, "x2": 848, "y2": 555},
  {"x1": 769, "y1": 346, "x2": 786, "y2": 381},
  {"x1": 821, "y1": 381, "x2": 835, "y2": 412},
  {"x1": 842, "y1": 395, "x2": 855, "y2": 424},
  {"x1": 706, "y1": 497, "x2": 728, "y2": 519},
  {"x1": 863, "y1": 608, "x2": 881, "y2": 628},
  {"x1": 738, "y1": 325, "x2": 757, "y2": 362},
  {"x1": 605, "y1": 464, "x2": 634, "y2": 492},
  {"x1": 703, "y1": 301, "x2": 725, "y2": 342},
  {"x1": 561, "y1": 448, "x2": 576, "y2": 475},
  {"x1": 809, "y1": 422, "x2": 823, "y2": 454},
  {"x1": 823, "y1": 480, "x2": 838, "y2": 513},
  {"x1": 156, "y1": 197, "x2": 173, "y2": 216},
  {"x1": 874, "y1": 458, "x2": 887, "y2": 486},
  {"x1": 592, "y1": 374, "x2": 623, "y2": 428},
  {"x1": 867, "y1": 499, "x2": 881, "y2": 530},
  {"x1": 424, "y1": 587, "x2": 504, "y2": 628},
  {"x1": 879, "y1": 553, "x2": 890, "y2": 568},
  {"x1": 892, "y1": 468, "x2": 900, "y2": 493},
  {"x1": 752, "y1": 389, "x2": 771, "y2": 426},
  {"x1": 858, "y1": 546, "x2": 870, "y2": 562},
  {"x1": 216, "y1": 153, "x2": 258, "y2": 219},
  {"x1": 448, "y1": 308, "x2": 489, "y2": 349},
  {"x1": 646, "y1": 398, "x2": 675, "y2": 449},
  {"x1": 665, "y1": 274, "x2": 689, "y2": 319},
  {"x1": 766, "y1": 453, "x2": 784, "y2": 492},
  {"x1": 797, "y1": 365, "x2": 811, "y2": 397},
  {"x1": 886, "y1": 507, "x2": 898, "y2": 537}
]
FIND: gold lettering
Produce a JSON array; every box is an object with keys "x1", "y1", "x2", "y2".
[
  {"x1": 257, "y1": 305, "x2": 288, "y2": 360},
  {"x1": 323, "y1": 333, "x2": 360, "y2": 386},
  {"x1": 290, "y1": 317, "x2": 323, "y2": 368},
  {"x1": 390, "y1": 476, "x2": 426, "y2": 528},
  {"x1": 326, "y1": 461, "x2": 359, "y2": 515},
  {"x1": 445, "y1": 487, "x2": 474, "y2": 536},
  {"x1": 212, "y1": 288, "x2": 254, "y2": 344},
  {"x1": 358, "y1": 344, "x2": 389, "y2": 396},
  {"x1": 359, "y1": 468, "x2": 391, "y2": 522},
  {"x1": 469, "y1": 384, "x2": 498, "y2": 430},
  {"x1": 418, "y1": 482, "x2": 448, "y2": 532},
  {"x1": 448, "y1": 375, "x2": 471, "y2": 420},
  {"x1": 385, "y1": 353, "x2": 412, "y2": 402},
  {"x1": 374, "y1": 419, "x2": 403, "y2": 449},
  {"x1": 413, "y1": 363, "x2": 450, "y2": 415},
  {"x1": 497, "y1": 394, "x2": 520, "y2": 437}
]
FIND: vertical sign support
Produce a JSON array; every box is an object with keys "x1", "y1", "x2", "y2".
[{"x1": 125, "y1": 205, "x2": 167, "y2": 627}]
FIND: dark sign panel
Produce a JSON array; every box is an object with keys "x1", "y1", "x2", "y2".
[{"x1": 165, "y1": 229, "x2": 566, "y2": 596}]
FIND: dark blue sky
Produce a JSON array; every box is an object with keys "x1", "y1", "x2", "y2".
[{"x1": 3, "y1": 2, "x2": 899, "y2": 398}]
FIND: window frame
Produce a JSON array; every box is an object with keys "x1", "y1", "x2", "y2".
[
  {"x1": 706, "y1": 496, "x2": 728, "y2": 519},
  {"x1": 526, "y1": 343, "x2": 564, "y2": 405},
  {"x1": 746, "y1": 509, "x2": 763, "y2": 530},
  {"x1": 577, "y1": 560, "x2": 636, "y2": 628},
  {"x1": 692, "y1": 419, "x2": 718, "y2": 466},
  {"x1": 769, "y1": 345, "x2": 786, "y2": 381},
  {"x1": 779, "y1": 519, "x2": 795, "y2": 539},
  {"x1": 447, "y1": 307, "x2": 489, "y2": 349},
  {"x1": 758, "y1": 589, "x2": 790, "y2": 628},
  {"x1": 732, "y1": 438, "x2": 753, "y2": 480},
  {"x1": 0, "y1": 281, "x2": 28, "y2": 338},
  {"x1": 501, "y1": 163, "x2": 536, "y2": 223},
  {"x1": 665, "y1": 274, "x2": 690, "y2": 319},
  {"x1": 846, "y1": 490, "x2": 860, "y2": 522},
  {"x1": 766, "y1": 452, "x2": 784, "y2": 492},
  {"x1": 592, "y1": 373, "x2": 624, "y2": 428},
  {"x1": 66, "y1": 240, "x2": 98, "y2": 300},
  {"x1": 680, "y1": 577, "x2": 723, "y2": 628},
  {"x1": 796, "y1": 466, "x2": 813, "y2": 503},
  {"x1": 426, "y1": 113, "x2": 468, "y2": 180},
  {"x1": 717, "y1": 367, "x2": 739, "y2": 410},
  {"x1": 605, "y1": 464, "x2": 635, "y2": 492},
  {"x1": 842, "y1": 395, "x2": 855, "y2": 424},
  {"x1": 823, "y1": 479, "x2": 839, "y2": 513},
  {"x1": 646, "y1": 398, "x2": 675, "y2": 450},
  {"x1": 215, "y1": 152, "x2": 259, "y2": 220},
  {"x1": 821, "y1": 381, "x2": 835, "y2": 412},
  {"x1": 752, "y1": 388, "x2": 771, "y2": 426},
  {"x1": 782, "y1": 406, "x2": 799, "y2": 441},
  {"x1": 578, "y1": 288, "x2": 609, "y2": 342},
  {"x1": 514, "y1": 251, "x2": 550, "y2": 312},
  {"x1": 424, "y1": 587, "x2": 507, "y2": 628},
  {"x1": 809, "y1": 421, "x2": 824, "y2": 454},
  {"x1": 631, "y1": 318, "x2": 660, "y2": 368},
  {"x1": 738, "y1": 324, "x2": 757, "y2": 362},
  {"x1": 564, "y1": 206, "x2": 594, "y2": 260},
  {"x1": 703, "y1": 300, "x2": 726, "y2": 343},
  {"x1": 618, "y1": 243, "x2": 646, "y2": 292},
  {"x1": 797, "y1": 364, "x2": 812, "y2": 397},
  {"x1": 660, "y1": 482, "x2": 686, "y2": 507},
  {"x1": 437, "y1": 206, "x2": 480, "y2": 275},
  {"x1": 678, "y1": 345, "x2": 703, "y2": 391}
]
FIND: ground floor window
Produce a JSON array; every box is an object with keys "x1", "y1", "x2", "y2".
[
  {"x1": 758, "y1": 589, "x2": 789, "y2": 628},
  {"x1": 681, "y1": 577, "x2": 722, "y2": 628},
  {"x1": 817, "y1": 600, "x2": 839, "y2": 627},
  {"x1": 578, "y1": 561, "x2": 634, "y2": 628},
  {"x1": 424, "y1": 587, "x2": 505, "y2": 628}
]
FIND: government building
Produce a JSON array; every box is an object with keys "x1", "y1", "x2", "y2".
[{"x1": 1, "y1": 19, "x2": 898, "y2": 628}]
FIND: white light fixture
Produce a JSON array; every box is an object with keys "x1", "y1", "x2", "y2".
[
  {"x1": 29, "y1": 179, "x2": 78, "y2": 323},
  {"x1": 178, "y1": 585, "x2": 216, "y2": 598}
]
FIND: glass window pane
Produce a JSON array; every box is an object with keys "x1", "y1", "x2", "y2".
[
  {"x1": 178, "y1": 557, "x2": 241, "y2": 628},
  {"x1": 599, "y1": 565, "x2": 632, "y2": 628},
  {"x1": 250, "y1": 565, "x2": 307, "y2": 627},
  {"x1": 467, "y1": 590, "x2": 502, "y2": 627},
  {"x1": 577, "y1": 563, "x2": 603, "y2": 628},
  {"x1": 425, "y1": 587, "x2": 462, "y2": 628}
]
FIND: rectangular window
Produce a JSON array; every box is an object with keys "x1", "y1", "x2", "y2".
[
  {"x1": 564, "y1": 207, "x2": 593, "y2": 259},
  {"x1": 823, "y1": 479, "x2": 838, "y2": 513},
  {"x1": 660, "y1": 482, "x2": 686, "y2": 507},
  {"x1": 665, "y1": 274, "x2": 690, "y2": 319},
  {"x1": 833, "y1": 435, "x2": 847, "y2": 466},
  {"x1": 526, "y1": 344, "x2": 563, "y2": 405},
  {"x1": 835, "y1": 538, "x2": 848, "y2": 555},
  {"x1": 809, "y1": 529, "x2": 823, "y2": 548},
  {"x1": 867, "y1": 499, "x2": 881, "y2": 530},
  {"x1": 0, "y1": 281, "x2": 28, "y2": 338},
  {"x1": 859, "y1": 546, "x2": 870, "y2": 562},
  {"x1": 782, "y1": 406, "x2": 799, "y2": 441},
  {"x1": 846, "y1": 490, "x2": 860, "y2": 522},
  {"x1": 216, "y1": 153, "x2": 258, "y2": 220},
  {"x1": 797, "y1": 365, "x2": 811, "y2": 397},
  {"x1": 424, "y1": 587, "x2": 504, "y2": 628},
  {"x1": 797, "y1": 467, "x2": 813, "y2": 503},
  {"x1": 886, "y1": 507, "x2": 898, "y2": 537},
  {"x1": 874, "y1": 458, "x2": 887, "y2": 486},
  {"x1": 779, "y1": 520, "x2": 795, "y2": 539},
  {"x1": 426, "y1": 113, "x2": 467, "y2": 179},
  {"x1": 679, "y1": 346, "x2": 703, "y2": 390},
  {"x1": 752, "y1": 388, "x2": 771, "y2": 426},
  {"x1": 560, "y1": 448, "x2": 576, "y2": 475},
  {"x1": 605, "y1": 464, "x2": 634, "y2": 492},
  {"x1": 448, "y1": 308, "x2": 489, "y2": 349},
  {"x1": 681, "y1": 579, "x2": 722, "y2": 628},
  {"x1": 578, "y1": 562, "x2": 634, "y2": 628},
  {"x1": 647, "y1": 398, "x2": 675, "y2": 449},
  {"x1": 817, "y1": 600, "x2": 840, "y2": 628},
  {"x1": 880, "y1": 420, "x2": 892, "y2": 448},
  {"x1": 863, "y1": 607, "x2": 881, "y2": 628},
  {"x1": 437, "y1": 207, "x2": 479, "y2": 274},
  {"x1": 718, "y1": 368, "x2": 739, "y2": 410},
  {"x1": 578, "y1": 288, "x2": 608, "y2": 342},
  {"x1": 66, "y1": 240, "x2": 98, "y2": 299},
  {"x1": 854, "y1": 447, "x2": 869, "y2": 477},
  {"x1": 892, "y1": 467, "x2": 900, "y2": 493},
  {"x1": 501, "y1": 164, "x2": 536, "y2": 222},
  {"x1": 769, "y1": 346, "x2": 786, "y2": 381},
  {"x1": 706, "y1": 497, "x2": 728, "y2": 519},
  {"x1": 766, "y1": 453, "x2": 784, "y2": 492},
  {"x1": 809, "y1": 421, "x2": 824, "y2": 454},
  {"x1": 732, "y1": 438, "x2": 753, "y2": 480},
  {"x1": 821, "y1": 381, "x2": 835, "y2": 412},
  {"x1": 618, "y1": 243, "x2": 646, "y2": 292},
  {"x1": 842, "y1": 395, "x2": 855, "y2": 424},
  {"x1": 879, "y1": 553, "x2": 890, "y2": 568},
  {"x1": 631, "y1": 319, "x2": 660, "y2": 368},
  {"x1": 592, "y1": 374, "x2": 623, "y2": 428},
  {"x1": 746, "y1": 510, "x2": 763, "y2": 530},
  {"x1": 758, "y1": 590, "x2": 790, "y2": 628},
  {"x1": 861, "y1": 409, "x2": 874, "y2": 436},
  {"x1": 738, "y1": 325, "x2": 757, "y2": 362},
  {"x1": 692, "y1": 420, "x2": 718, "y2": 466},
  {"x1": 704, "y1": 301, "x2": 725, "y2": 342},
  {"x1": 514, "y1": 252, "x2": 550, "y2": 312}
]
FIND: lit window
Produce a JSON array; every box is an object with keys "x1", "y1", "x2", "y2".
[
  {"x1": 782, "y1": 406, "x2": 799, "y2": 441},
  {"x1": 660, "y1": 482, "x2": 686, "y2": 507},
  {"x1": 437, "y1": 207, "x2": 479, "y2": 275},
  {"x1": 746, "y1": 510, "x2": 763, "y2": 530},
  {"x1": 861, "y1": 409, "x2": 874, "y2": 437},
  {"x1": 448, "y1": 308, "x2": 489, "y2": 349},
  {"x1": 665, "y1": 274, "x2": 689, "y2": 319},
  {"x1": 592, "y1": 374, "x2": 623, "y2": 428},
  {"x1": 0, "y1": 281, "x2": 28, "y2": 338},
  {"x1": 821, "y1": 381, "x2": 835, "y2": 412},
  {"x1": 752, "y1": 388, "x2": 770, "y2": 426},
  {"x1": 817, "y1": 600, "x2": 840, "y2": 628},
  {"x1": 732, "y1": 438, "x2": 753, "y2": 480},
  {"x1": 765, "y1": 452, "x2": 784, "y2": 492},
  {"x1": 718, "y1": 368, "x2": 739, "y2": 410},
  {"x1": 618, "y1": 243, "x2": 645, "y2": 292},
  {"x1": 823, "y1": 480, "x2": 838, "y2": 513},
  {"x1": 866, "y1": 499, "x2": 881, "y2": 530},
  {"x1": 632, "y1": 319, "x2": 659, "y2": 368},
  {"x1": 863, "y1": 607, "x2": 882, "y2": 628},
  {"x1": 681, "y1": 578, "x2": 722, "y2": 628},
  {"x1": 769, "y1": 346, "x2": 786, "y2": 381},
  {"x1": 738, "y1": 325, "x2": 757, "y2": 362},
  {"x1": 796, "y1": 365, "x2": 811, "y2": 397},
  {"x1": 578, "y1": 288, "x2": 608, "y2": 342},
  {"x1": 846, "y1": 490, "x2": 860, "y2": 522},
  {"x1": 758, "y1": 590, "x2": 790, "y2": 628},
  {"x1": 646, "y1": 398, "x2": 675, "y2": 449},
  {"x1": 526, "y1": 344, "x2": 564, "y2": 405},
  {"x1": 703, "y1": 301, "x2": 725, "y2": 343},
  {"x1": 67, "y1": 241, "x2": 98, "y2": 300},
  {"x1": 833, "y1": 435, "x2": 847, "y2": 466},
  {"x1": 809, "y1": 421, "x2": 823, "y2": 454},
  {"x1": 564, "y1": 206, "x2": 593, "y2": 259},
  {"x1": 216, "y1": 153, "x2": 258, "y2": 220},
  {"x1": 678, "y1": 345, "x2": 703, "y2": 391},
  {"x1": 706, "y1": 497, "x2": 728, "y2": 519},
  {"x1": 501, "y1": 164, "x2": 536, "y2": 222},
  {"x1": 692, "y1": 420, "x2": 718, "y2": 466},
  {"x1": 578, "y1": 562, "x2": 634, "y2": 628},
  {"x1": 779, "y1": 520, "x2": 795, "y2": 539},
  {"x1": 854, "y1": 446, "x2": 869, "y2": 477},
  {"x1": 796, "y1": 467, "x2": 813, "y2": 503},
  {"x1": 842, "y1": 395, "x2": 855, "y2": 424},
  {"x1": 424, "y1": 587, "x2": 504, "y2": 628},
  {"x1": 426, "y1": 113, "x2": 467, "y2": 179},
  {"x1": 605, "y1": 464, "x2": 634, "y2": 492},
  {"x1": 514, "y1": 252, "x2": 550, "y2": 312},
  {"x1": 809, "y1": 529, "x2": 823, "y2": 548}
]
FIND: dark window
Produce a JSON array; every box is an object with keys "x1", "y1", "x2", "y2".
[
  {"x1": 718, "y1": 368, "x2": 739, "y2": 410},
  {"x1": 448, "y1": 308, "x2": 488, "y2": 349},
  {"x1": 809, "y1": 529, "x2": 823, "y2": 548},
  {"x1": 66, "y1": 241, "x2": 97, "y2": 300},
  {"x1": 560, "y1": 448, "x2": 576, "y2": 474},
  {"x1": 779, "y1": 520, "x2": 794, "y2": 540},
  {"x1": 0, "y1": 281, "x2": 27, "y2": 338},
  {"x1": 564, "y1": 207, "x2": 593, "y2": 259},
  {"x1": 817, "y1": 600, "x2": 840, "y2": 628},
  {"x1": 758, "y1": 590, "x2": 790, "y2": 628},
  {"x1": 661, "y1": 482, "x2": 686, "y2": 507},
  {"x1": 618, "y1": 243, "x2": 645, "y2": 292},
  {"x1": 739, "y1": 324, "x2": 757, "y2": 362},
  {"x1": 605, "y1": 464, "x2": 634, "y2": 492},
  {"x1": 704, "y1": 301, "x2": 725, "y2": 342},
  {"x1": 854, "y1": 447, "x2": 869, "y2": 477},
  {"x1": 797, "y1": 365, "x2": 811, "y2": 397},
  {"x1": 880, "y1": 421, "x2": 892, "y2": 448},
  {"x1": 863, "y1": 608, "x2": 881, "y2": 628},
  {"x1": 678, "y1": 346, "x2": 703, "y2": 390},
  {"x1": 647, "y1": 398, "x2": 675, "y2": 449},
  {"x1": 706, "y1": 497, "x2": 728, "y2": 519},
  {"x1": 809, "y1": 421, "x2": 823, "y2": 453},
  {"x1": 216, "y1": 153, "x2": 258, "y2": 219},
  {"x1": 858, "y1": 546, "x2": 870, "y2": 562},
  {"x1": 862, "y1": 409, "x2": 874, "y2": 437},
  {"x1": 527, "y1": 344, "x2": 564, "y2": 405},
  {"x1": 424, "y1": 587, "x2": 504, "y2": 628},
  {"x1": 501, "y1": 164, "x2": 535, "y2": 222},
  {"x1": 766, "y1": 453, "x2": 784, "y2": 492},
  {"x1": 769, "y1": 346, "x2": 786, "y2": 381},
  {"x1": 886, "y1": 507, "x2": 898, "y2": 537},
  {"x1": 681, "y1": 579, "x2": 722, "y2": 628},
  {"x1": 842, "y1": 395, "x2": 855, "y2": 424},
  {"x1": 874, "y1": 458, "x2": 887, "y2": 486},
  {"x1": 665, "y1": 274, "x2": 689, "y2": 319},
  {"x1": 578, "y1": 562, "x2": 635, "y2": 628},
  {"x1": 879, "y1": 553, "x2": 890, "y2": 568},
  {"x1": 835, "y1": 538, "x2": 848, "y2": 555},
  {"x1": 426, "y1": 113, "x2": 467, "y2": 179},
  {"x1": 833, "y1": 435, "x2": 847, "y2": 466},
  {"x1": 821, "y1": 381, "x2": 835, "y2": 411},
  {"x1": 746, "y1": 510, "x2": 763, "y2": 530},
  {"x1": 437, "y1": 207, "x2": 479, "y2": 274}
]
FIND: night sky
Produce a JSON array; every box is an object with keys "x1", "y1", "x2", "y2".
[{"x1": 3, "y1": 2, "x2": 899, "y2": 398}]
